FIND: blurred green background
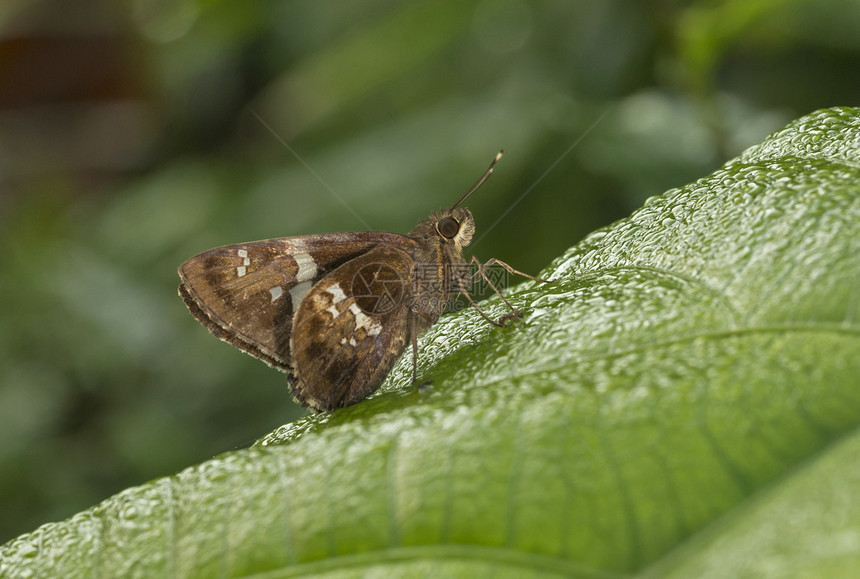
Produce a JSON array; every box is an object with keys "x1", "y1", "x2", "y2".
[{"x1": 1, "y1": 0, "x2": 859, "y2": 544}]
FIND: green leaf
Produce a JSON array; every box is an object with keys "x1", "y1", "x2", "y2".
[{"x1": 2, "y1": 107, "x2": 859, "y2": 578}]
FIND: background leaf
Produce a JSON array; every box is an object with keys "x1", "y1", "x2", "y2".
[{"x1": 3, "y1": 107, "x2": 859, "y2": 577}]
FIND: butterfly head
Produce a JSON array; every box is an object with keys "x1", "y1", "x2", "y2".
[
  {"x1": 421, "y1": 149, "x2": 502, "y2": 250},
  {"x1": 432, "y1": 207, "x2": 475, "y2": 248}
]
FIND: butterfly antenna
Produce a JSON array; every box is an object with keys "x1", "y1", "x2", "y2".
[{"x1": 452, "y1": 150, "x2": 504, "y2": 209}]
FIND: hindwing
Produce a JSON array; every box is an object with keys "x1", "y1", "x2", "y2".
[{"x1": 290, "y1": 245, "x2": 416, "y2": 411}]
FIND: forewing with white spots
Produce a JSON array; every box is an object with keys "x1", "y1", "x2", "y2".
[{"x1": 178, "y1": 232, "x2": 417, "y2": 372}]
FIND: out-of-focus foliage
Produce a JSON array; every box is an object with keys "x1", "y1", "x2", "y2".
[{"x1": 0, "y1": 0, "x2": 858, "y2": 543}]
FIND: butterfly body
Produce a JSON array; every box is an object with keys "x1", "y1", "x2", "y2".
[
  {"x1": 178, "y1": 151, "x2": 533, "y2": 412},
  {"x1": 178, "y1": 207, "x2": 476, "y2": 412}
]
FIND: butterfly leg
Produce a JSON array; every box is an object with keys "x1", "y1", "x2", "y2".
[
  {"x1": 460, "y1": 289, "x2": 515, "y2": 327},
  {"x1": 408, "y1": 309, "x2": 438, "y2": 383},
  {"x1": 408, "y1": 310, "x2": 419, "y2": 383},
  {"x1": 477, "y1": 256, "x2": 550, "y2": 284},
  {"x1": 467, "y1": 255, "x2": 541, "y2": 326}
]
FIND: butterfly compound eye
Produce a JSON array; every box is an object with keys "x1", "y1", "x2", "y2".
[{"x1": 437, "y1": 217, "x2": 460, "y2": 239}]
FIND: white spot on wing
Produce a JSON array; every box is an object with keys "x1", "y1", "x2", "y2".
[
  {"x1": 325, "y1": 284, "x2": 348, "y2": 304},
  {"x1": 236, "y1": 249, "x2": 249, "y2": 277},
  {"x1": 321, "y1": 284, "x2": 349, "y2": 320},
  {"x1": 269, "y1": 286, "x2": 283, "y2": 301},
  {"x1": 290, "y1": 281, "x2": 312, "y2": 307},
  {"x1": 349, "y1": 303, "x2": 382, "y2": 336},
  {"x1": 294, "y1": 252, "x2": 318, "y2": 282}
]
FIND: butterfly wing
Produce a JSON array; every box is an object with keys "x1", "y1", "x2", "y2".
[
  {"x1": 290, "y1": 245, "x2": 416, "y2": 411},
  {"x1": 178, "y1": 232, "x2": 418, "y2": 372}
]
